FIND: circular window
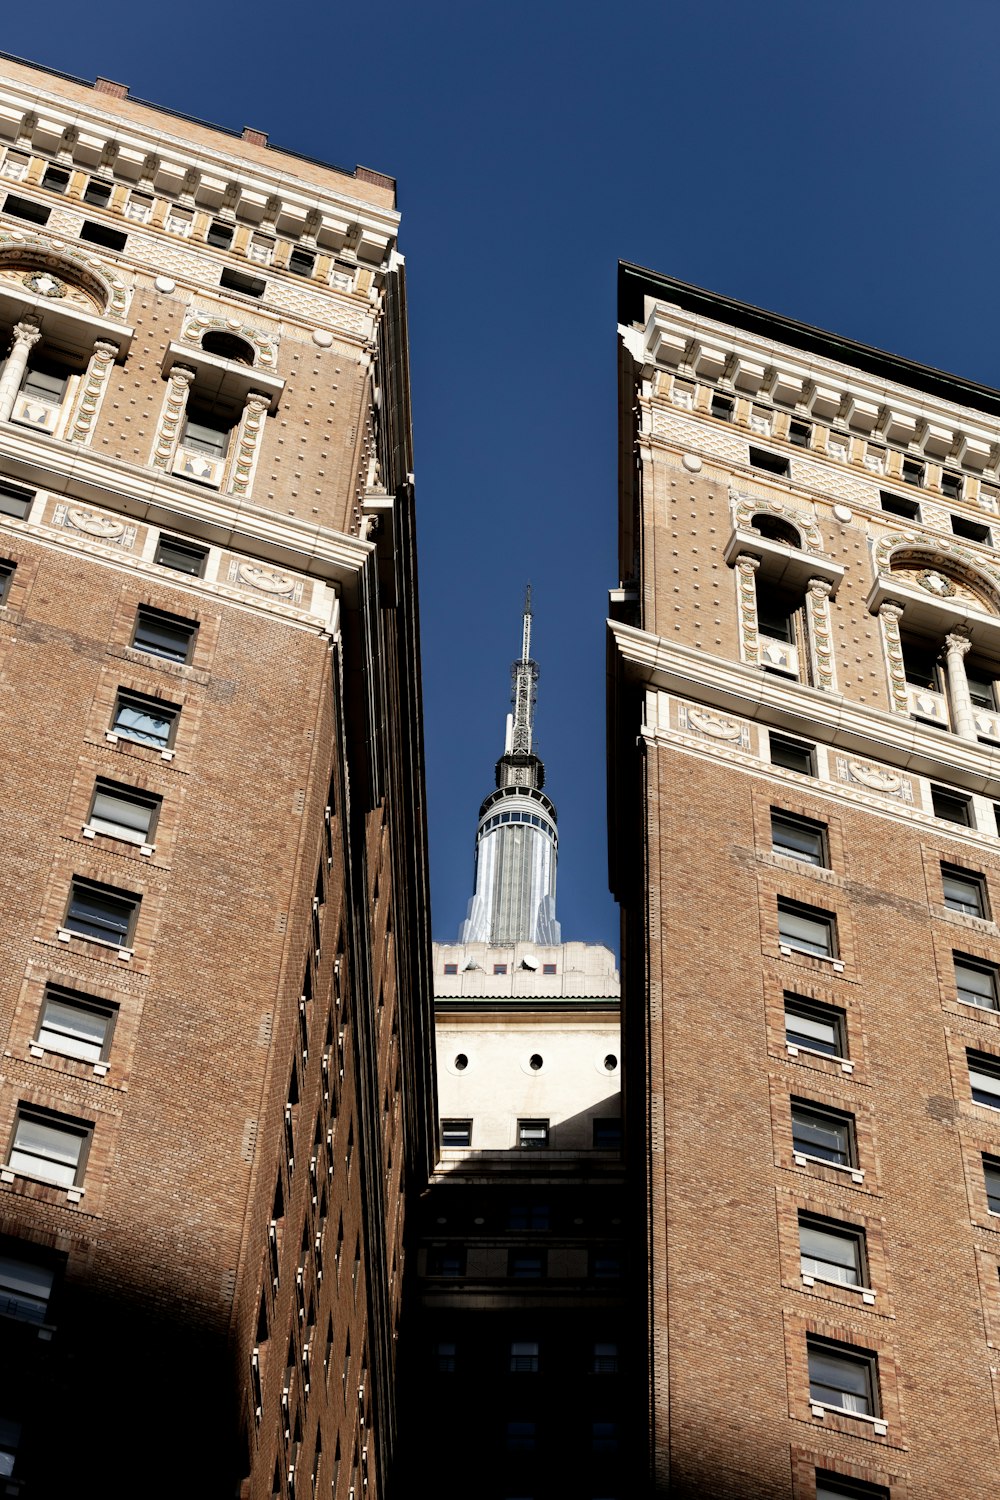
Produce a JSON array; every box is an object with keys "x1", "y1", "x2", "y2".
[
  {"x1": 529, "y1": 1054, "x2": 543, "y2": 1071},
  {"x1": 454, "y1": 1053, "x2": 468, "y2": 1071},
  {"x1": 604, "y1": 1054, "x2": 619, "y2": 1072}
]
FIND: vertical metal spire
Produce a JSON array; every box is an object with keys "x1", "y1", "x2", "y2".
[{"x1": 509, "y1": 584, "x2": 538, "y2": 757}]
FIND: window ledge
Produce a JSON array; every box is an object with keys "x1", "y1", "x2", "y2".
[
  {"x1": 793, "y1": 1151, "x2": 864, "y2": 1184},
  {"x1": 809, "y1": 1400, "x2": 886, "y2": 1435},
  {"x1": 56, "y1": 928, "x2": 132, "y2": 961},
  {"x1": 27, "y1": 1042, "x2": 108, "y2": 1076},
  {"x1": 801, "y1": 1273, "x2": 875, "y2": 1304},
  {"x1": 786, "y1": 1042, "x2": 853, "y2": 1073},
  {"x1": 779, "y1": 944, "x2": 844, "y2": 972},
  {"x1": 80, "y1": 823, "x2": 155, "y2": 856},
  {"x1": 0, "y1": 1165, "x2": 84, "y2": 1202}
]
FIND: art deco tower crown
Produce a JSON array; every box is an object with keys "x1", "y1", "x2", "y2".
[{"x1": 459, "y1": 589, "x2": 561, "y2": 945}]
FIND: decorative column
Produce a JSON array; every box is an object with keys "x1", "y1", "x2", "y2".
[
  {"x1": 878, "y1": 601, "x2": 908, "y2": 714},
  {"x1": 66, "y1": 340, "x2": 118, "y2": 445},
  {"x1": 805, "y1": 577, "x2": 837, "y2": 691},
  {"x1": 150, "y1": 365, "x2": 196, "y2": 471},
  {"x1": 227, "y1": 390, "x2": 270, "y2": 496},
  {"x1": 734, "y1": 553, "x2": 762, "y2": 667},
  {"x1": 0, "y1": 318, "x2": 41, "y2": 423},
  {"x1": 944, "y1": 631, "x2": 978, "y2": 742}
]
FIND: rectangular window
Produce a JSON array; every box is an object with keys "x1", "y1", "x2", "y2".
[
  {"x1": 966, "y1": 664, "x2": 998, "y2": 711},
  {"x1": 710, "y1": 392, "x2": 734, "y2": 422},
  {"x1": 7, "y1": 1107, "x2": 90, "y2": 1188},
  {"x1": 111, "y1": 689, "x2": 178, "y2": 751},
  {"x1": 427, "y1": 1246, "x2": 466, "y2": 1277},
  {"x1": 220, "y1": 266, "x2": 266, "y2": 298},
  {"x1": 592, "y1": 1341, "x2": 619, "y2": 1374},
  {"x1": 0, "y1": 562, "x2": 14, "y2": 605},
  {"x1": 777, "y1": 897, "x2": 837, "y2": 959},
  {"x1": 79, "y1": 220, "x2": 127, "y2": 251},
  {"x1": 807, "y1": 1337, "x2": 878, "y2": 1416},
  {"x1": 542, "y1": 963, "x2": 557, "y2": 974},
  {"x1": 769, "y1": 734, "x2": 815, "y2": 775},
  {"x1": 132, "y1": 606, "x2": 197, "y2": 663},
  {"x1": 784, "y1": 995, "x2": 846, "y2": 1058},
  {"x1": 954, "y1": 954, "x2": 999, "y2": 1011},
  {"x1": 207, "y1": 219, "x2": 234, "y2": 249},
  {"x1": 590, "y1": 1250, "x2": 622, "y2": 1279},
  {"x1": 3, "y1": 193, "x2": 50, "y2": 225},
  {"x1": 288, "y1": 247, "x2": 315, "y2": 277},
  {"x1": 505, "y1": 1421, "x2": 536, "y2": 1452},
  {"x1": 941, "y1": 471, "x2": 964, "y2": 501},
  {"x1": 593, "y1": 1118, "x2": 622, "y2": 1150},
  {"x1": 943, "y1": 865, "x2": 988, "y2": 917},
  {"x1": 441, "y1": 1120, "x2": 471, "y2": 1148},
  {"x1": 931, "y1": 785, "x2": 972, "y2": 825},
  {"x1": 40, "y1": 165, "x2": 69, "y2": 194},
  {"x1": 0, "y1": 480, "x2": 33, "y2": 519},
  {"x1": 510, "y1": 1340, "x2": 539, "y2": 1373},
  {"x1": 83, "y1": 178, "x2": 112, "y2": 208},
  {"x1": 879, "y1": 489, "x2": 920, "y2": 521},
  {"x1": 443, "y1": 963, "x2": 458, "y2": 975},
  {"x1": 984, "y1": 1155, "x2": 1000, "y2": 1214},
  {"x1": 900, "y1": 636, "x2": 940, "y2": 691},
  {"x1": 968, "y1": 1051, "x2": 1000, "y2": 1109},
  {"x1": 518, "y1": 1119, "x2": 549, "y2": 1150},
  {"x1": 788, "y1": 419, "x2": 812, "y2": 448},
  {"x1": 493, "y1": 963, "x2": 508, "y2": 975},
  {"x1": 434, "y1": 1340, "x2": 456, "y2": 1373},
  {"x1": 756, "y1": 582, "x2": 799, "y2": 645},
  {"x1": 87, "y1": 779, "x2": 160, "y2": 846},
  {"x1": 798, "y1": 1214, "x2": 866, "y2": 1287},
  {"x1": 64, "y1": 878, "x2": 139, "y2": 949},
  {"x1": 771, "y1": 810, "x2": 827, "y2": 866},
  {"x1": 507, "y1": 1203, "x2": 550, "y2": 1231},
  {"x1": 952, "y1": 514, "x2": 991, "y2": 544},
  {"x1": 153, "y1": 534, "x2": 208, "y2": 577},
  {"x1": 36, "y1": 985, "x2": 116, "y2": 1064},
  {"x1": 0, "y1": 1251, "x2": 55, "y2": 1324},
  {"x1": 508, "y1": 1250, "x2": 546, "y2": 1279},
  {"x1": 21, "y1": 365, "x2": 68, "y2": 405},
  {"x1": 791, "y1": 1099, "x2": 855, "y2": 1167},
  {"x1": 815, "y1": 1473, "x2": 890, "y2": 1500},
  {"x1": 182, "y1": 411, "x2": 230, "y2": 458},
  {"x1": 902, "y1": 458, "x2": 924, "y2": 487},
  {"x1": 749, "y1": 445, "x2": 790, "y2": 476}
]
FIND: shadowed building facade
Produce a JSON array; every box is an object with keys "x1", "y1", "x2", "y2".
[
  {"x1": 0, "y1": 56, "x2": 434, "y2": 1499},
  {"x1": 611, "y1": 261, "x2": 1000, "y2": 1499}
]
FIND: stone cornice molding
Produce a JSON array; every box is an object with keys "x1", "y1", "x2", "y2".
[{"x1": 609, "y1": 619, "x2": 1000, "y2": 796}]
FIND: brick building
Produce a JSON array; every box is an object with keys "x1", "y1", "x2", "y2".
[
  {"x1": 0, "y1": 56, "x2": 434, "y2": 1498},
  {"x1": 610, "y1": 262, "x2": 1000, "y2": 1499}
]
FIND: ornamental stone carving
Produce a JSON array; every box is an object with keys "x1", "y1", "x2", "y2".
[
  {"x1": 66, "y1": 339, "x2": 118, "y2": 444},
  {"x1": 227, "y1": 391, "x2": 270, "y2": 497},
  {"x1": 0, "y1": 231, "x2": 130, "y2": 318},
  {"x1": 734, "y1": 552, "x2": 762, "y2": 667},
  {"x1": 230, "y1": 559, "x2": 301, "y2": 601},
  {"x1": 732, "y1": 491, "x2": 824, "y2": 552},
  {"x1": 180, "y1": 311, "x2": 277, "y2": 368},
  {"x1": 680, "y1": 704, "x2": 750, "y2": 747},
  {"x1": 805, "y1": 577, "x2": 836, "y2": 691},
  {"x1": 874, "y1": 533, "x2": 1000, "y2": 613},
  {"x1": 833, "y1": 755, "x2": 913, "y2": 802},
  {"x1": 877, "y1": 601, "x2": 908, "y2": 715},
  {"x1": 52, "y1": 503, "x2": 136, "y2": 549},
  {"x1": 150, "y1": 365, "x2": 195, "y2": 471}
]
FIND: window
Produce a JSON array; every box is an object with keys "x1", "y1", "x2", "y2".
[
  {"x1": 592, "y1": 1341, "x2": 619, "y2": 1373},
  {"x1": 0, "y1": 1250, "x2": 55, "y2": 1324},
  {"x1": 756, "y1": 582, "x2": 801, "y2": 662},
  {"x1": 815, "y1": 1473, "x2": 889, "y2": 1500},
  {"x1": 902, "y1": 458, "x2": 924, "y2": 487},
  {"x1": 0, "y1": 1418, "x2": 19, "y2": 1478},
  {"x1": 207, "y1": 219, "x2": 234, "y2": 249},
  {"x1": 510, "y1": 1340, "x2": 539, "y2": 1373},
  {"x1": 182, "y1": 408, "x2": 231, "y2": 459},
  {"x1": 879, "y1": 490, "x2": 920, "y2": 521},
  {"x1": 3, "y1": 193, "x2": 50, "y2": 225},
  {"x1": 21, "y1": 363, "x2": 68, "y2": 406},
  {"x1": 87, "y1": 779, "x2": 160, "y2": 846},
  {"x1": 508, "y1": 1203, "x2": 549, "y2": 1231},
  {"x1": 710, "y1": 392, "x2": 734, "y2": 421},
  {"x1": 952, "y1": 513, "x2": 991, "y2": 544},
  {"x1": 83, "y1": 178, "x2": 112, "y2": 208},
  {"x1": 518, "y1": 1119, "x2": 549, "y2": 1150},
  {"x1": 493, "y1": 963, "x2": 508, "y2": 975},
  {"x1": 788, "y1": 419, "x2": 812, "y2": 448},
  {"x1": 441, "y1": 1120, "x2": 471, "y2": 1147},
  {"x1": 153, "y1": 534, "x2": 208, "y2": 576},
  {"x1": 968, "y1": 1050, "x2": 1000, "y2": 1109},
  {"x1": 39, "y1": 164, "x2": 68, "y2": 193},
  {"x1": 0, "y1": 480, "x2": 33, "y2": 519},
  {"x1": 288, "y1": 247, "x2": 315, "y2": 277},
  {"x1": 434, "y1": 1340, "x2": 456, "y2": 1373},
  {"x1": 590, "y1": 1250, "x2": 622, "y2": 1280},
  {"x1": 966, "y1": 663, "x2": 998, "y2": 712},
  {"x1": 777, "y1": 897, "x2": 837, "y2": 959},
  {"x1": 784, "y1": 995, "x2": 847, "y2": 1059},
  {"x1": 771, "y1": 810, "x2": 827, "y2": 866},
  {"x1": 593, "y1": 1118, "x2": 622, "y2": 1150},
  {"x1": 943, "y1": 865, "x2": 988, "y2": 917},
  {"x1": 807, "y1": 1337, "x2": 878, "y2": 1417},
  {"x1": 749, "y1": 445, "x2": 790, "y2": 476},
  {"x1": 443, "y1": 963, "x2": 458, "y2": 975},
  {"x1": 36, "y1": 985, "x2": 116, "y2": 1064},
  {"x1": 900, "y1": 635, "x2": 941, "y2": 692},
  {"x1": 427, "y1": 1246, "x2": 465, "y2": 1277},
  {"x1": 7, "y1": 1106, "x2": 90, "y2": 1188},
  {"x1": 931, "y1": 785, "x2": 972, "y2": 825},
  {"x1": 591, "y1": 1421, "x2": 619, "y2": 1454},
  {"x1": 542, "y1": 963, "x2": 557, "y2": 974},
  {"x1": 798, "y1": 1214, "x2": 866, "y2": 1288},
  {"x1": 769, "y1": 734, "x2": 815, "y2": 775},
  {"x1": 220, "y1": 266, "x2": 266, "y2": 298},
  {"x1": 79, "y1": 220, "x2": 127, "y2": 250},
  {"x1": 941, "y1": 471, "x2": 964, "y2": 501},
  {"x1": 111, "y1": 689, "x2": 178, "y2": 750},
  {"x1": 505, "y1": 1421, "x2": 536, "y2": 1452},
  {"x1": 791, "y1": 1099, "x2": 855, "y2": 1168},
  {"x1": 0, "y1": 561, "x2": 14, "y2": 605},
  {"x1": 509, "y1": 1250, "x2": 546, "y2": 1279},
  {"x1": 954, "y1": 954, "x2": 999, "y2": 1011},
  {"x1": 984, "y1": 1155, "x2": 1000, "y2": 1214},
  {"x1": 132, "y1": 605, "x2": 197, "y2": 663},
  {"x1": 64, "y1": 877, "x2": 139, "y2": 949}
]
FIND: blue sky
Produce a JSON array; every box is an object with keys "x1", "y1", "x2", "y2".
[{"x1": 9, "y1": 1, "x2": 1000, "y2": 949}]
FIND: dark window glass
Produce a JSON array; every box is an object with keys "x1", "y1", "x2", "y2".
[
  {"x1": 900, "y1": 636, "x2": 940, "y2": 690},
  {"x1": 79, "y1": 220, "x2": 127, "y2": 250},
  {"x1": 509, "y1": 1251, "x2": 546, "y2": 1279},
  {"x1": 592, "y1": 1341, "x2": 619, "y2": 1373},
  {"x1": 749, "y1": 446, "x2": 790, "y2": 476},
  {"x1": 784, "y1": 995, "x2": 846, "y2": 1058},
  {"x1": 510, "y1": 1340, "x2": 539, "y2": 1373},
  {"x1": 0, "y1": 481, "x2": 33, "y2": 519},
  {"x1": 984, "y1": 1156, "x2": 1000, "y2": 1215},
  {"x1": 966, "y1": 665, "x2": 998, "y2": 711},
  {"x1": 3, "y1": 194, "x2": 50, "y2": 225},
  {"x1": 593, "y1": 1118, "x2": 622, "y2": 1150},
  {"x1": 755, "y1": 583, "x2": 798, "y2": 644},
  {"x1": 0, "y1": 563, "x2": 14, "y2": 605},
  {"x1": 132, "y1": 606, "x2": 197, "y2": 663},
  {"x1": 943, "y1": 867, "x2": 988, "y2": 916},
  {"x1": 441, "y1": 1120, "x2": 471, "y2": 1148},
  {"x1": 288, "y1": 248, "x2": 315, "y2": 277},
  {"x1": 788, "y1": 420, "x2": 812, "y2": 448},
  {"x1": 770, "y1": 735, "x2": 814, "y2": 775},
  {"x1": 710, "y1": 392, "x2": 734, "y2": 421},
  {"x1": 0, "y1": 1250, "x2": 57, "y2": 1325},
  {"x1": 220, "y1": 266, "x2": 266, "y2": 298},
  {"x1": 791, "y1": 1100, "x2": 855, "y2": 1167},
  {"x1": 815, "y1": 1474, "x2": 890, "y2": 1500},
  {"x1": 518, "y1": 1119, "x2": 548, "y2": 1149},
  {"x1": 879, "y1": 490, "x2": 920, "y2": 520},
  {"x1": 952, "y1": 514, "x2": 991, "y2": 543},
  {"x1": 807, "y1": 1338, "x2": 878, "y2": 1416},
  {"x1": 902, "y1": 458, "x2": 924, "y2": 487},
  {"x1": 83, "y1": 179, "x2": 112, "y2": 208},
  {"x1": 207, "y1": 219, "x2": 234, "y2": 249},
  {"x1": 41, "y1": 165, "x2": 69, "y2": 194},
  {"x1": 153, "y1": 535, "x2": 208, "y2": 576},
  {"x1": 940, "y1": 471, "x2": 963, "y2": 501},
  {"x1": 64, "y1": 879, "x2": 138, "y2": 947},
  {"x1": 427, "y1": 1246, "x2": 466, "y2": 1277},
  {"x1": 931, "y1": 785, "x2": 972, "y2": 825},
  {"x1": 771, "y1": 811, "x2": 826, "y2": 866},
  {"x1": 968, "y1": 1050, "x2": 1000, "y2": 1109}
]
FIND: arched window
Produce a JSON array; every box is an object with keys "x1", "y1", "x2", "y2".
[
  {"x1": 753, "y1": 513, "x2": 802, "y2": 548},
  {"x1": 201, "y1": 330, "x2": 255, "y2": 366}
]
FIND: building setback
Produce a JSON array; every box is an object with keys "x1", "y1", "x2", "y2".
[
  {"x1": 611, "y1": 262, "x2": 1000, "y2": 1498},
  {"x1": 0, "y1": 56, "x2": 434, "y2": 1499}
]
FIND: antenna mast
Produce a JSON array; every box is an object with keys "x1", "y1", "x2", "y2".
[{"x1": 509, "y1": 584, "x2": 538, "y2": 757}]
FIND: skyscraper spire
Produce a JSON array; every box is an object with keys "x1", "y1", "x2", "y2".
[{"x1": 459, "y1": 590, "x2": 560, "y2": 945}]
